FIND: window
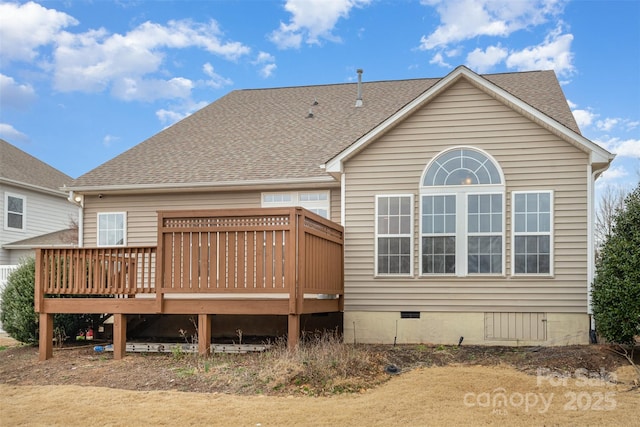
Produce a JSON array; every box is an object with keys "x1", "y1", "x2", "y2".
[
  {"x1": 467, "y1": 194, "x2": 503, "y2": 274},
  {"x1": 97, "y1": 212, "x2": 126, "y2": 246},
  {"x1": 420, "y1": 148, "x2": 504, "y2": 276},
  {"x1": 376, "y1": 195, "x2": 412, "y2": 275},
  {"x1": 262, "y1": 191, "x2": 330, "y2": 219},
  {"x1": 513, "y1": 192, "x2": 552, "y2": 275},
  {"x1": 421, "y1": 195, "x2": 456, "y2": 274},
  {"x1": 5, "y1": 193, "x2": 25, "y2": 231}
]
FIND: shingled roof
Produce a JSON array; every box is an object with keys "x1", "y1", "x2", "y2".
[
  {"x1": 0, "y1": 139, "x2": 72, "y2": 193},
  {"x1": 69, "y1": 68, "x2": 581, "y2": 190}
]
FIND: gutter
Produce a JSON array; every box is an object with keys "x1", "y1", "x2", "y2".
[
  {"x1": 65, "y1": 176, "x2": 339, "y2": 196},
  {"x1": 0, "y1": 177, "x2": 69, "y2": 198}
]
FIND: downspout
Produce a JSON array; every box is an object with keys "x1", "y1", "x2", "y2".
[
  {"x1": 340, "y1": 173, "x2": 346, "y2": 226},
  {"x1": 68, "y1": 191, "x2": 84, "y2": 248},
  {"x1": 587, "y1": 161, "x2": 612, "y2": 338}
]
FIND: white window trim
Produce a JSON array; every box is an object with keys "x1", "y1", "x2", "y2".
[
  {"x1": 97, "y1": 212, "x2": 127, "y2": 247},
  {"x1": 4, "y1": 192, "x2": 26, "y2": 232},
  {"x1": 375, "y1": 194, "x2": 414, "y2": 277},
  {"x1": 419, "y1": 192, "x2": 457, "y2": 276},
  {"x1": 511, "y1": 190, "x2": 554, "y2": 277},
  {"x1": 419, "y1": 190, "x2": 505, "y2": 277},
  {"x1": 261, "y1": 191, "x2": 330, "y2": 219},
  {"x1": 465, "y1": 191, "x2": 506, "y2": 276}
]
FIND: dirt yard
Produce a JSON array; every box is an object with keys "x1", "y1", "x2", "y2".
[{"x1": 1, "y1": 335, "x2": 639, "y2": 426}]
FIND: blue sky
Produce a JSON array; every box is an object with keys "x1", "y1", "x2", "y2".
[{"x1": 1, "y1": 0, "x2": 638, "y2": 193}]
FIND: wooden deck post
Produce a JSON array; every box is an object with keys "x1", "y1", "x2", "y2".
[
  {"x1": 38, "y1": 313, "x2": 54, "y2": 361},
  {"x1": 287, "y1": 314, "x2": 300, "y2": 349},
  {"x1": 198, "y1": 314, "x2": 211, "y2": 356},
  {"x1": 113, "y1": 313, "x2": 127, "y2": 360}
]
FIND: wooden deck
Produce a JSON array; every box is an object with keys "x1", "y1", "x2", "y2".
[{"x1": 35, "y1": 208, "x2": 344, "y2": 360}]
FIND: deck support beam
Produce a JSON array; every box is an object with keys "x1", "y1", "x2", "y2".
[
  {"x1": 38, "y1": 313, "x2": 53, "y2": 361},
  {"x1": 287, "y1": 314, "x2": 300, "y2": 349},
  {"x1": 113, "y1": 313, "x2": 127, "y2": 360},
  {"x1": 198, "y1": 314, "x2": 212, "y2": 356}
]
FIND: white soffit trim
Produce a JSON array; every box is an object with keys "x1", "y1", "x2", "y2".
[{"x1": 325, "y1": 66, "x2": 614, "y2": 173}]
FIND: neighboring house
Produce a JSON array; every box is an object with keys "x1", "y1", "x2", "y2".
[
  {"x1": 45, "y1": 66, "x2": 613, "y2": 350},
  {"x1": 0, "y1": 139, "x2": 78, "y2": 331}
]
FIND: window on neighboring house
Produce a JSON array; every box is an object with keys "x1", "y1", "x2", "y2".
[
  {"x1": 97, "y1": 212, "x2": 126, "y2": 246},
  {"x1": 5, "y1": 193, "x2": 26, "y2": 231},
  {"x1": 420, "y1": 147, "x2": 504, "y2": 276},
  {"x1": 513, "y1": 191, "x2": 552, "y2": 275},
  {"x1": 261, "y1": 191, "x2": 330, "y2": 219},
  {"x1": 376, "y1": 195, "x2": 412, "y2": 275}
]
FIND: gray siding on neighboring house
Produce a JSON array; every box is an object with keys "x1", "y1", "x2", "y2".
[
  {"x1": 83, "y1": 188, "x2": 340, "y2": 246},
  {"x1": 343, "y1": 79, "x2": 589, "y2": 314},
  {"x1": 1, "y1": 183, "x2": 77, "y2": 264}
]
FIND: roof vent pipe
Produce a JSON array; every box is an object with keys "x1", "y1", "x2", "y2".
[{"x1": 355, "y1": 69, "x2": 363, "y2": 107}]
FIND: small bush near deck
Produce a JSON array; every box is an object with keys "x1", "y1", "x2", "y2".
[
  {"x1": 0, "y1": 258, "x2": 96, "y2": 344},
  {"x1": 1, "y1": 259, "x2": 38, "y2": 343}
]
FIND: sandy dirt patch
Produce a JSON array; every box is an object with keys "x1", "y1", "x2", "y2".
[{"x1": 2, "y1": 365, "x2": 639, "y2": 426}]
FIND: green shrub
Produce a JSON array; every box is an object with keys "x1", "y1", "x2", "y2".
[
  {"x1": 1, "y1": 258, "x2": 38, "y2": 343},
  {"x1": 0, "y1": 258, "x2": 98, "y2": 344},
  {"x1": 592, "y1": 183, "x2": 640, "y2": 345}
]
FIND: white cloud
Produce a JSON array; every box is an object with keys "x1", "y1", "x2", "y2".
[
  {"x1": 269, "y1": 0, "x2": 371, "y2": 49},
  {"x1": 0, "y1": 74, "x2": 37, "y2": 109},
  {"x1": 52, "y1": 19, "x2": 249, "y2": 99},
  {"x1": 595, "y1": 137, "x2": 640, "y2": 159},
  {"x1": 466, "y1": 45, "x2": 508, "y2": 73},
  {"x1": 419, "y1": 0, "x2": 564, "y2": 50},
  {"x1": 0, "y1": 123, "x2": 29, "y2": 142},
  {"x1": 202, "y1": 63, "x2": 233, "y2": 89},
  {"x1": 111, "y1": 77, "x2": 194, "y2": 102},
  {"x1": 596, "y1": 118, "x2": 620, "y2": 132},
  {"x1": 566, "y1": 99, "x2": 577, "y2": 109},
  {"x1": 0, "y1": 1, "x2": 77, "y2": 62},
  {"x1": 102, "y1": 134, "x2": 120, "y2": 148},
  {"x1": 156, "y1": 100, "x2": 209, "y2": 126},
  {"x1": 429, "y1": 52, "x2": 451, "y2": 68},
  {"x1": 505, "y1": 24, "x2": 574, "y2": 76},
  {"x1": 252, "y1": 52, "x2": 277, "y2": 78},
  {"x1": 572, "y1": 109, "x2": 596, "y2": 128},
  {"x1": 598, "y1": 166, "x2": 628, "y2": 183},
  {"x1": 259, "y1": 63, "x2": 277, "y2": 78}
]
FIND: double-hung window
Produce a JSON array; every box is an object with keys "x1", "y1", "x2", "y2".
[
  {"x1": 420, "y1": 148, "x2": 504, "y2": 276},
  {"x1": 376, "y1": 195, "x2": 412, "y2": 275},
  {"x1": 4, "y1": 193, "x2": 26, "y2": 231},
  {"x1": 421, "y1": 195, "x2": 456, "y2": 273},
  {"x1": 97, "y1": 212, "x2": 126, "y2": 246},
  {"x1": 467, "y1": 194, "x2": 503, "y2": 274},
  {"x1": 513, "y1": 191, "x2": 553, "y2": 275}
]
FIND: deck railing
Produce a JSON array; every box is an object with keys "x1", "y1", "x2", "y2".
[
  {"x1": 36, "y1": 207, "x2": 343, "y2": 301},
  {"x1": 36, "y1": 247, "x2": 156, "y2": 296}
]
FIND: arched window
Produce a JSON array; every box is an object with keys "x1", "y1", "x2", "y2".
[
  {"x1": 420, "y1": 147, "x2": 504, "y2": 276},
  {"x1": 422, "y1": 148, "x2": 502, "y2": 186}
]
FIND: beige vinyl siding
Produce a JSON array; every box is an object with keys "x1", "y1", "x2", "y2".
[
  {"x1": 343, "y1": 79, "x2": 589, "y2": 314},
  {"x1": 83, "y1": 188, "x2": 340, "y2": 246},
  {"x1": 330, "y1": 189, "x2": 341, "y2": 224}
]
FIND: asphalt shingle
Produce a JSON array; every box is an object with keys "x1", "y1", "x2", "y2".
[{"x1": 69, "y1": 69, "x2": 580, "y2": 189}]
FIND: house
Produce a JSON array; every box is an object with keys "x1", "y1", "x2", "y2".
[
  {"x1": 35, "y1": 66, "x2": 614, "y2": 359},
  {"x1": 1, "y1": 139, "x2": 78, "y2": 330}
]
